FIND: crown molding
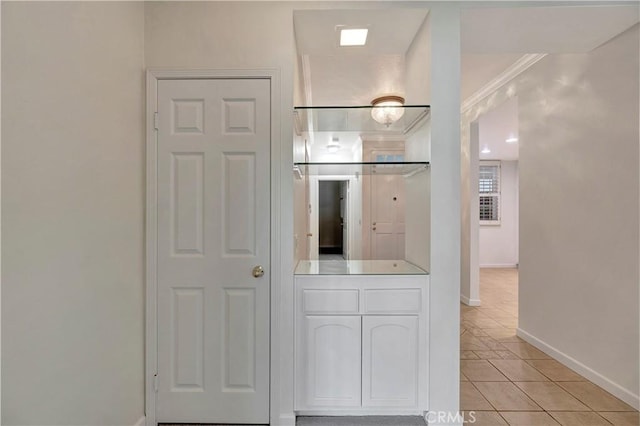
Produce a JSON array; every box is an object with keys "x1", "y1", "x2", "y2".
[{"x1": 462, "y1": 53, "x2": 547, "y2": 113}]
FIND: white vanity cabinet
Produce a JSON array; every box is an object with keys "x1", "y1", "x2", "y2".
[{"x1": 294, "y1": 260, "x2": 429, "y2": 415}]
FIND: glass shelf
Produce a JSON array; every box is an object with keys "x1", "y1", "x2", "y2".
[
  {"x1": 294, "y1": 105, "x2": 430, "y2": 133},
  {"x1": 294, "y1": 162, "x2": 429, "y2": 177},
  {"x1": 295, "y1": 260, "x2": 429, "y2": 276}
]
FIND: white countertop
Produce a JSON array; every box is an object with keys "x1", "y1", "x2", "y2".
[{"x1": 294, "y1": 259, "x2": 428, "y2": 275}]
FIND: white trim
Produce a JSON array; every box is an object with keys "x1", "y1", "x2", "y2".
[
  {"x1": 279, "y1": 413, "x2": 297, "y2": 426},
  {"x1": 462, "y1": 54, "x2": 547, "y2": 113},
  {"x1": 145, "y1": 70, "x2": 159, "y2": 426},
  {"x1": 517, "y1": 328, "x2": 640, "y2": 410},
  {"x1": 133, "y1": 416, "x2": 145, "y2": 426},
  {"x1": 145, "y1": 69, "x2": 281, "y2": 426},
  {"x1": 0, "y1": 5, "x2": 3, "y2": 422},
  {"x1": 297, "y1": 410, "x2": 424, "y2": 416},
  {"x1": 460, "y1": 294, "x2": 481, "y2": 307}
]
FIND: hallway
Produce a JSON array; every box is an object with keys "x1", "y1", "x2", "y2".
[{"x1": 460, "y1": 269, "x2": 639, "y2": 425}]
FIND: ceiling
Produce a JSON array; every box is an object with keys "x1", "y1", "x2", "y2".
[
  {"x1": 294, "y1": 5, "x2": 638, "y2": 159},
  {"x1": 461, "y1": 5, "x2": 639, "y2": 53},
  {"x1": 479, "y1": 97, "x2": 519, "y2": 161},
  {"x1": 294, "y1": 9, "x2": 428, "y2": 106}
]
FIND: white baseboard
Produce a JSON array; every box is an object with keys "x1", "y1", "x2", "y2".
[
  {"x1": 460, "y1": 294, "x2": 481, "y2": 306},
  {"x1": 133, "y1": 416, "x2": 146, "y2": 426},
  {"x1": 516, "y1": 328, "x2": 640, "y2": 410},
  {"x1": 278, "y1": 413, "x2": 296, "y2": 426},
  {"x1": 297, "y1": 410, "x2": 423, "y2": 416},
  {"x1": 479, "y1": 264, "x2": 518, "y2": 268}
]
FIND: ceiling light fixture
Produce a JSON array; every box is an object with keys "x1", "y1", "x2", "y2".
[
  {"x1": 370, "y1": 95, "x2": 405, "y2": 127},
  {"x1": 340, "y1": 28, "x2": 368, "y2": 46},
  {"x1": 505, "y1": 137, "x2": 518, "y2": 143},
  {"x1": 481, "y1": 146, "x2": 491, "y2": 154},
  {"x1": 327, "y1": 137, "x2": 340, "y2": 153}
]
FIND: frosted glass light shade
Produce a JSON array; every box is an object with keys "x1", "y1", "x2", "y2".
[{"x1": 371, "y1": 96, "x2": 405, "y2": 126}]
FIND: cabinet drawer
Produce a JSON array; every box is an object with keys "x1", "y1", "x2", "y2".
[
  {"x1": 363, "y1": 289, "x2": 422, "y2": 314},
  {"x1": 303, "y1": 289, "x2": 359, "y2": 314}
]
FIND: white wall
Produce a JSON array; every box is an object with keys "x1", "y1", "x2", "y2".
[
  {"x1": 461, "y1": 120, "x2": 480, "y2": 305},
  {"x1": 428, "y1": 5, "x2": 462, "y2": 422},
  {"x1": 479, "y1": 160, "x2": 519, "y2": 267},
  {"x1": 2, "y1": 2, "x2": 145, "y2": 424},
  {"x1": 518, "y1": 25, "x2": 639, "y2": 407}
]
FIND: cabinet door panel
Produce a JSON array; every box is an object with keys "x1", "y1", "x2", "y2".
[
  {"x1": 305, "y1": 316, "x2": 361, "y2": 407},
  {"x1": 362, "y1": 316, "x2": 418, "y2": 407}
]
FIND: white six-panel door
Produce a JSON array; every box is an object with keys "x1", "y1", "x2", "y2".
[{"x1": 156, "y1": 78, "x2": 270, "y2": 423}]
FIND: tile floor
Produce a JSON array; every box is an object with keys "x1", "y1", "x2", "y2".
[{"x1": 461, "y1": 268, "x2": 639, "y2": 425}]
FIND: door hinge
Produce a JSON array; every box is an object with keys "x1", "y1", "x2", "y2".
[
  {"x1": 154, "y1": 112, "x2": 159, "y2": 130},
  {"x1": 154, "y1": 374, "x2": 158, "y2": 392}
]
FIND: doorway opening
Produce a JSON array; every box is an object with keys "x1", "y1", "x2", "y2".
[{"x1": 318, "y1": 180, "x2": 348, "y2": 260}]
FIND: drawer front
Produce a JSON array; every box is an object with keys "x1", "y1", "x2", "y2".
[
  {"x1": 363, "y1": 289, "x2": 422, "y2": 314},
  {"x1": 303, "y1": 289, "x2": 359, "y2": 314}
]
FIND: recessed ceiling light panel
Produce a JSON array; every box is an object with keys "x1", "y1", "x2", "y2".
[
  {"x1": 340, "y1": 28, "x2": 368, "y2": 46},
  {"x1": 481, "y1": 146, "x2": 491, "y2": 154},
  {"x1": 505, "y1": 137, "x2": 518, "y2": 143}
]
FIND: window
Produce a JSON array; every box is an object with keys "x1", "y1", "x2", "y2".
[{"x1": 479, "y1": 161, "x2": 500, "y2": 224}]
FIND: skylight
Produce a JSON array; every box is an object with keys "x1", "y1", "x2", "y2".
[{"x1": 340, "y1": 28, "x2": 368, "y2": 46}]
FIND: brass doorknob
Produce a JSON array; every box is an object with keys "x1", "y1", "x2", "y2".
[{"x1": 252, "y1": 265, "x2": 265, "y2": 278}]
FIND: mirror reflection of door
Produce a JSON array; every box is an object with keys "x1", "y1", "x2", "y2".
[
  {"x1": 370, "y1": 151, "x2": 405, "y2": 260},
  {"x1": 319, "y1": 180, "x2": 346, "y2": 260}
]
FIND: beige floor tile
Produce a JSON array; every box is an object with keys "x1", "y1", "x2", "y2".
[
  {"x1": 525, "y1": 360, "x2": 585, "y2": 382},
  {"x1": 549, "y1": 411, "x2": 612, "y2": 426},
  {"x1": 495, "y1": 350, "x2": 520, "y2": 360},
  {"x1": 461, "y1": 335, "x2": 492, "y2": 351},
  {"x1": 474, "y1": 382, "x2": 542, "y2": 411},
  {"x1": 478, "y1": 337, "x2": 509, "y2": 351},
  {"x1": 461, "y1": 304, "x2": 478, "y2": 313},
  {"x1": 499, "y1": 411, "x2": 560, "y2": 425},
  {"x1": 495, "y1": 318, "x2": 519, "y2": 328},
  {"x1": 489, "y1": 360, "x2": 549, "y2": 381},
  {"x1": 476, "y1": 309, "x2": 515, "y2": 319},
  {"x1": 463, "y1": 411, "x2": 508, "y2": 425},
  {"x1": 463, "y1": 310, "x2": 492, "y2": 320},
  {"x1": 465, "y1": 317, "x2": 506, "y2": 329},
  {"x1": 484, "y1": 328, "x2": 522, "y2": 342},
  {"x1": 462, "y1": 350, "x2": 480, "y2": 359},
  {"x1": 501, "y1": 342, "x2": 551, "y2": 359},
  {"x1": 461, "y1": 382, "x2": 494, "y2": 410},
  {"x1": 461, "y1": 360, "x2": 509, "y2": 381},
  {"x1": 598, "y1": 411, "x2": 640, "y2": 425},
  {"x1": 558, "y1": 382, "x2": 636, "y2": 412},
  {"x1": 461, "y1": 372, "x2": 469, "y2": 382},
  {"x1": 474, "y1": 351, "x2": 505, "y2": 360},
  {"x1": 514, "y1": 382, "x2": 589, "y2": 411},
  {"x1": 466, "y1": 327, "x2": 490, "y2": 337}
]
